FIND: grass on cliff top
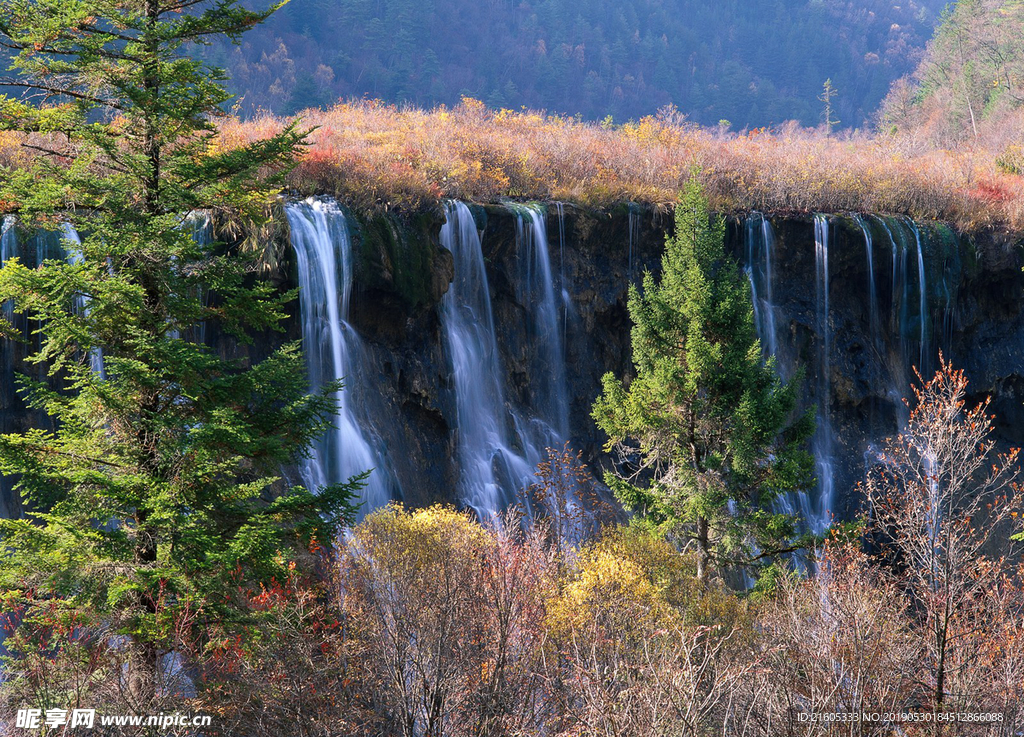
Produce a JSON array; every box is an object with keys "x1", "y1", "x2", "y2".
[{"x1": 4, "y1": 97, "x2": 1023, "y2": 231}]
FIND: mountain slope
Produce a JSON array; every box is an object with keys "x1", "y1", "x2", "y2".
[
  {"x1": 882, "y1": 0, "x2": 1024, "y2": 147},
  {"x1": 208, "y1": 0, "x2": 944, "y2": 129}
]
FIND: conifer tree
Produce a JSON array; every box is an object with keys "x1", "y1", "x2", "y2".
[
  {"x1": 593, "y1": 177, "x2": 814, "y2": 581},
  {"x1": 0, "y1": 0, "x2": 357, "y2": 697}
]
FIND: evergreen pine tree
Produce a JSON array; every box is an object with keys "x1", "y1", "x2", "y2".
[
  {"x1": 593, "y1": 177, "x2": 814, "y2": 581},
  {"x1": 0, "y1": 0, "x2": 357, "y2": 697}
]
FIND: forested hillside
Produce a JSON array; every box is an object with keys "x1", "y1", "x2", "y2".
[
  {"x1": 205, "y1": 0, "x2": 945, "y2": 129},
  {"x1": 883, "y1": 0, "x2": 1024, "y2": 149}
]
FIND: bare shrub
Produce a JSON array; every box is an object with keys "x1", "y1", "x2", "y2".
[
  {"x1": 339, "y1": 504, "x2": 552, "y2": 737},
  {"x1": 865, "y1": 357, "x2": 1024, "y2": 719},
  {"x1": 542, "y1": 527, "x2": 755, "y2": 737},
  {"x1": 744, "y1": 542, "x2": 921, "y2": 735}
]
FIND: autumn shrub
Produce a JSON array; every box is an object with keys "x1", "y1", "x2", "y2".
[
  {"x1": 334, "y1": 504, "x2": 758, "y2": 737},
  {"x1": 747, "y1": 541, "x2": 922, "y2": 735},
  {"x1": 196, "y1": 99, "x2": 1024, "y2": 231},
  {"x1": 339, "y1": 504, "x2": 552, "y2": 737},
  {"x1": 542, "y1": 526, "x2": 755, "y2": 737},
  {"x1": 192, "y1": 560, "x2": 366, "y2": 737},
  {"x1": 10, "y1": 489, "x2": 1024, "y2": 735},
  {"x1": 0, "y1": 597, "x2": 201, "y2": 736},
  {"x1": 996, "y1": 145, "x2": 1024, "y2": 176}
]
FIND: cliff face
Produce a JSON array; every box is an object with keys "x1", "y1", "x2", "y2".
[
  {"x1": 2, "y1": 205, "x2": 1022, "y2": 522},
  {"x1": 331, "y1": 204, "x2": 1024, "y2": 519}
]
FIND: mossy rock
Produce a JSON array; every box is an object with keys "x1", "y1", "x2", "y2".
[{"x1": 351, "y1": 208, "x2": 449, "y2": 311}]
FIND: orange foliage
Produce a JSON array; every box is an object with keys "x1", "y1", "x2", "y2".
[
  {"x1": 208, "y1": 99, "x2": 1024, "y2": 230},
  {"x1": 2, "y1": 97, "x2": 1020, "y2": 230}
]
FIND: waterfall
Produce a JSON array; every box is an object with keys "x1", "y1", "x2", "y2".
[
  {"x1": 745, "y1": 217, "x2": 763, "y2": 348},
  {"x1": 744, "y1": 215, "x2": 806, "y2": 529},
  {"x1": 508, "y1": 204, "x2": 578, "y2": 528},
  {"x1": 555, "y1": 202, "x2": 575, "y2": 349},
  {"x1": 627, "y1": 204, "x2": 640, "y2": 279},
  {"x1": 748, "y1": 215, "x2": 834, "y2": 536},
  {"x1": 555, "y1": 202, "x2": 566, "y2": 280},
  {"x1": 513, "y1": 204, "x2": 570, "y2": 439},
  {"x1": 285, "y1": 198, "x2": 395, "y2": 518},
  {"x1": 935, "y1": 224, "x2": 959, "y2": 353},
  {"x1": 1, "y1": 218, "x2": 17, "y2": 520},
  {"x1": 883, "y1": 218, "x2": 914, "y2": 377},
  {"x1": 760, "y1": 215, "x2": 778, "y2": 358},
  {"x1": 854, "y1": 215, "x2": 879, "y2": 356},
  {"x1": 183, "y1": 212, "x2": 213, "y2": 346},
  {"x1": 439, "y1": 202, "x2": 536, "y2": 517},
  {"x1": 1, "y1": 218, "x2": 15, "y2": 323},
  {"x1": 745, "y1": 213, "x2": 779, "y2": 359},
  {"x1": 439, "y1": 201, "x2": 577, "y2": 522},
  {"x1": 873, "y1": 216, "x2": 942, "y2": 426},
  {"x1": 1, "y1": 218, "x2": 16, "y2": 382},
  {"x1": 908, "y1": 219, "x2": 928, "y2": 373},
  {"x1": 811, "y1": 214, "x2": 834, "y2": 534},
  {"x1": 61, "y1": 225, "x2": 106, "y2": 378}
]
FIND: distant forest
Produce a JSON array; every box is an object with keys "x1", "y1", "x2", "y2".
[{"x1": 204, "y1": 0, "x2": 947, "y2": 130}]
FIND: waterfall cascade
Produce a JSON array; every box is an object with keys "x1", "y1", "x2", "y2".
[
  {"x1": 627, "y1": 204, "x2": 641, "y2": 280},
  {"x1": 1, "y1": 218, "x2": 17, "y2": 520},
  {"x1": 438, "y1": 201, "x2": 576, "y2": 520},
  {"x1": 910, "y1": 220, "x2": 928, "y2": 373},
  {"x1": 285, "y1": 198, "x2": 396, "y2": 517},
  {"x1": 854, "y1": 215, "x2": 879, "y2": 357},
  {"x1": 811, "y1": 214, "x2": 834, "y2": 534},
  {"x1": 284, "y1": 198, "x2": 578, "y2": 522},
  {"x1": 745, "y1": 213, "x2": 781, "y2": 361},
  {"x1": 745, "y1": 214, "x2": 818, "y2": 528},
  {"x1": 512, "y1": 204, "x2": 571, "y2": 441},
  {"x1": 439, "y1": 202, "x2": 537, "y2": 517},
  {"x1": 1, "y1": 218, "x2": 16, "y2": 374},
  {"x1": 0, "y1": 201, "x2": 991, "y2": 538},
  {"x1": 178, "y1": 212, "x2": 214, "y2": 346},
  {"x1": 1, "y1": 218, "x2": 14, "y2": 320},
  {"x1": 744, "y1": 212, "x2": 966, "y2": 537}
]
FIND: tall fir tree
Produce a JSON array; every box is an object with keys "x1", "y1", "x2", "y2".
[
  {"x1": 0, "y1": 0, "x2": 357, "y2": 699},
  {"x1": 593, "y1": 177, "x2": 814, "y2": 581}
]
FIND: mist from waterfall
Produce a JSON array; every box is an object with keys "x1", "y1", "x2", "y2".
[{"x1": 286, "y1": 198, "x2": 396, "y2": 518}]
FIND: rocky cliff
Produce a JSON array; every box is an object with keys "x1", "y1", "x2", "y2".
[
  {"x1": 322, "y1": 203, "x2": 1024, "y2": 520},
  {"x1": 2, "y1": 204, "x2": 1022, "y2": 524}
]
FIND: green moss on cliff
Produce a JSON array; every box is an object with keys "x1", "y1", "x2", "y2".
[{"x1": 351, "y1": 209, "x2": 442, "y2": 311}]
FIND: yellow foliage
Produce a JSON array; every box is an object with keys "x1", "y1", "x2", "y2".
[
  {"x1": 586, "y1": 525, "x2": 749, "y2": 632},
  {"x1": 350, "y1": 503, "x2": 489, "y2": 583},
  {"x1": 547, "y1": 546, "x2": 679, "y2": 641}
]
